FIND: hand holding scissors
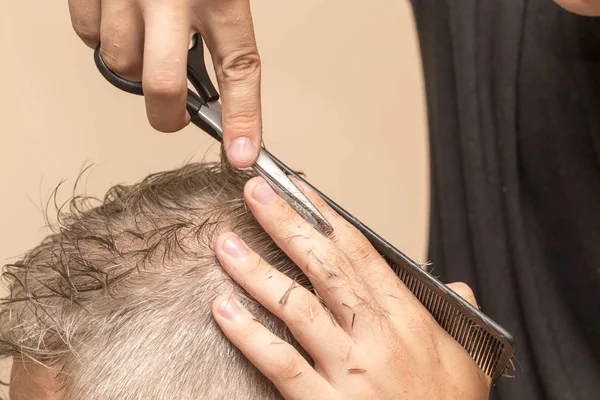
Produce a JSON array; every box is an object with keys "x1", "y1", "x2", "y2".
[
  {"x1": 94, "y1": 33, "x2": 333, "y2": 236},
  {"x1": 69, "y1": 0, "x2": 262, "y2": 167}
]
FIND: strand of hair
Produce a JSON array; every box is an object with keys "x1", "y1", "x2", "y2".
[{"x1": 278, "y1": 278, "x2": 298, "y2": 305}]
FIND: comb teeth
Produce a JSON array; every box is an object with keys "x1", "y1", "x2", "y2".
[{"x1": 396, "y1": 266, "x2": 511, "y2": 381}]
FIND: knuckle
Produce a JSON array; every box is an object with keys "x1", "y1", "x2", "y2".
[
  {"x1": 100, "y1": 48, "x2": 140, "y2": 77},
  {"x1": 329, "y1": 225, "x2": 379, "y2": 266},
  {"x1": 144, "y1": 72, "x2": 186, "y2": 101},
  {"x1": 72, "y1": 21, "x2": 99, "y2": 45},
  {"x1": 270, "y1": 353, "x2": 303, "y2": 382},
  {"x1": 347, "y1": 237, "x2": 379, "y2": 266},
  {"x1": 324, "y1": 247, "x2": 352, "y2": 277},
  {"x1": 223, "y1": 107, "x2": 260, "y2": 134},
  {"x1": 217, "y1": 49, "x2": 261, "y2": 84},
  {"x1": 248, "y1": 257, "x2": 271, "y2": 278},
  {"x1": 285, "y1": 295, "x2": 323, "y2": 327},
  {"x1": 448, "y1": 282, "x2": 477, "y2": 305}
]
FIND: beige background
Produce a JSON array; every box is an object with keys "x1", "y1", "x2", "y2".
[{"x1": 0, "y1": 1, "x2": 427, "y2": 397}]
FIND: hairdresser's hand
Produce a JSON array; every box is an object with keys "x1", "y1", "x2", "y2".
[
  {"x1": 68, "y1": 0, "x2": 261, "y2": 167},
  {"x1": 554, "y1": 0, "x2": 600, "y2": 16},
  {"x1": 212, "y1": 177, "x2": 491, "y2": 400}
]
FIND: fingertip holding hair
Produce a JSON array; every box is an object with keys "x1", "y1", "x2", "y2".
[
  {"x1": 212, "y1": 294, "x2": 242, "y2": 321},
  {"x1": 227, "y1": 137, "x2": 258, "y2": 166}
]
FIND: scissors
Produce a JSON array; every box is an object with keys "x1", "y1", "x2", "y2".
[{"x1": 93, "y1": 33, "x2": 333, "y2": 236}]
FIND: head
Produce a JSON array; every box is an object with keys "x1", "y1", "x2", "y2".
[{"x1": 0, "y1": 155, "x2": 310, "y2": 399}]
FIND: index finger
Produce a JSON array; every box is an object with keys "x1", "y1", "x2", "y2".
[
  {"x1": 212, "y1": 294, "x2": 335, "y2": 399},
  {"x1": 243, "y1": 177, "x2": 378, "y2": 331},
  {"x1": 200, "y1": 0, "x2": 262, "y2": 168}
]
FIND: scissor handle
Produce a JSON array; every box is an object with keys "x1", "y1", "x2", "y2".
[
  {"x1": 93, "y1": 35, "x2": 224, "y2": 142},
  {"x1": 93, "y1": 46, "x2": 144, "y2": 97},
  {"x1": 187, "y1": 33, "x2": 219, "y2": 103}
]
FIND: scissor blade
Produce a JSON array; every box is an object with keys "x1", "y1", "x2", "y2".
[
  {"x1": 207, "y1": 100, "x2": 222, "y2": 113},
  {"x1": 196, "y1": 104, "x2": 333, "y2": 235},
  {"x1": 253, "y1": 149, "x2": 334, "y2": 236},
  {"x1": 198, "y1": 104, "x2": 224, "y2": 138}
]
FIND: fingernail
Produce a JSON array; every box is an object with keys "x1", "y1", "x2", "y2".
[
  {"x1": 223, "y1": 235, "x2": 247, "y2": 258},
  {"x1": 252, "y1": 180, "x2": 278, "y2": 205},
  {"x1": 228, "y1": 137, "x2": 256, "y2": 164},
  {"x1": 219, "y1": 296, "x2": 240, "y2": 320}
]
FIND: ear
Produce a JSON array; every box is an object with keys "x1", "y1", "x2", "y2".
[{"x1": 9, "y1": 359, "x2": 64, "y2": 400}]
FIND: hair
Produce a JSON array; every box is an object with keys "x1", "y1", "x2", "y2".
[{"x1": 0, "y1": 153, "x2": 311, "y2": 400}]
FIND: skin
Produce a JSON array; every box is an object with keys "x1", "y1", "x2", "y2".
[
  {"x1": 68, "y1": 0, "x2": 263, "y2": 168},
  {"x1": 554, "y1": 0, "x2": 600, "y2": 15},
  {"x1": 9, "y1": 360, "x2": 64, "y2": 400},
  {"x1": 211, "y1": 177, "x2": 491, "y2": 400}
]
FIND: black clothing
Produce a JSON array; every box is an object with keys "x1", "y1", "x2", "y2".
[{"x1": 411, "y1": 1, "x2": 600, "y2": 399}]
